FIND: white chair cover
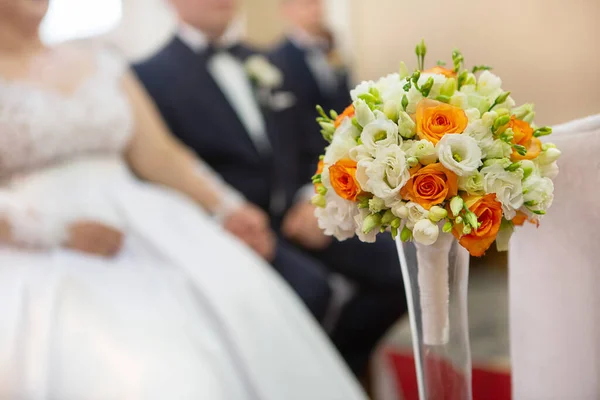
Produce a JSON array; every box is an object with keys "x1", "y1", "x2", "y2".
[{"x1": 509, "y1": 114, "x2": 600, "y2": 399}]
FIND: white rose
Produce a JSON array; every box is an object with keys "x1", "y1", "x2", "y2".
[
  {"x1": 245, "y1": 55, "x2": 283, "y2": 88},
  {"x1": 351, "y1": 80, "x2": 375, "y2": 101},
  {"x1": 481, "y1": 163, "x2": 524, "y2": 219},
  {"x1": 406, "y1": 202, "x2": 429, "y2": 229},
  {"x1": 323, "y1": 118, "x2": 361, "y2": 164},
  {"x1": 356, "y1": 144, "x2": 410, "y2": 201},
  {"x1": 522, "y1": 175, "x2": 554, "y2": 219},
  {"x1": 458, "y1": 171, "x2": 485, "y2": 195},
  {"x1": 360, "y1": 118, "x2": 400, "y2": 156},
  {"x1": 406, "y1": 139, "x2": 437, "y2": 165},
  {"x1": 412, "y1": 219, "x2": 440, "y2": 245},
  {"x1": 354, "y1": 98, "x2": 376, "y2": 127},
  {"x1": 315, "y1": 191, "x2": 358, "y2": 241},
  {"x1": 436, "y1": 134, "x2": 483, "y2": 176}
]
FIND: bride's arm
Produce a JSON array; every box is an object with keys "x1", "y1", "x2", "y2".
[{"x1": 122, "y1": 70, "x2": 243, "y2": 218}]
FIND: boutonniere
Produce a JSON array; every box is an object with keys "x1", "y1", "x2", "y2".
[{"x1": 244, "y1": 55, "x2": 283, "y2": 90}]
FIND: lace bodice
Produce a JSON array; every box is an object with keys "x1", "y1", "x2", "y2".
[{"x1": 0, "y1": 50, "x2": 133, "y2": 179}]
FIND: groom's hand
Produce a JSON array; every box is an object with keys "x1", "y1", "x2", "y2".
[
  {"x1": 282, "y1": 202, "x2": 332, "y2": 251},
  {"x1": 223, "y1": 203, "x2": 276, "y2": 262}
]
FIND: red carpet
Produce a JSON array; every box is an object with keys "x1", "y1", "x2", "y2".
[{"x1": 386, "y1": 349, "x2": 511, "y2": 400}]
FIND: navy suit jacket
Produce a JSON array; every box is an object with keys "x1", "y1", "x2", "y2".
[
  {"x1": 269, "y1": 38, "x2": 352, "y2": 180},
  {"x1": 134, "y1": 37, "x2": 303, "y2": 215}
]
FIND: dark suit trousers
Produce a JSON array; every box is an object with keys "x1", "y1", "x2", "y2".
[{"x1": 271, "y1": 226, "x2": 414, "y2": 377}]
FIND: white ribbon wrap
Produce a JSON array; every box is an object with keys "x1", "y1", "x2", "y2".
[{"x1": 415, "y1": 232, "x2": 454, "y2": 345}]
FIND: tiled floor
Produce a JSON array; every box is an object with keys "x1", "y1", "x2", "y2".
[{"x1": 384, "y1": 250, "x2": 510, "y2": 370}]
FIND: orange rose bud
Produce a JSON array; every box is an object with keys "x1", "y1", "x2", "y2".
[
  {"x1": 415, "y1": 99, "x2": 468, "y2": 144},
  {"x1": 329, "y1": 159, "x2": 363, "y2": 201},
  {"x1": 509, "y1": 116, "x2": 542, "y2": 161},
  {"x1": 452, "y1": 194, "x2": 503, "y2": 257},
  {"x1": 334, "y1": 105, "x2": 356, "y2": 128},
  {"x1": 423, "y1": 66, "x2": 457, "y2": 78},
  {"x1": 400, "y1": 163, "x2": 459, "y2": 210}
]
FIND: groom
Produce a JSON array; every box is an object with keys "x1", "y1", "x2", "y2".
[{"x1": 134, "y1": 0, "x2": 409, "y2": 378}]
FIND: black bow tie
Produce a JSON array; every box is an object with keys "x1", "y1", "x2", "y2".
[{"x1": 203, "y1": 43, "x2": 244, "y2": 60}]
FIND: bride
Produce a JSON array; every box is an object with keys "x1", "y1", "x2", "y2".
[{"x1": 0, "y1": 1, "x2": 367, "y2": 399}]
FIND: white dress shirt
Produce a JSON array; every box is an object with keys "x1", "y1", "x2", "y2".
[{"x1": 177, "y1": 23, "x2": 271, "y2": 155}]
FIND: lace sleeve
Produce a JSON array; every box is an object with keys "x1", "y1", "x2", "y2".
[
  {"x1": 194, "y1": 159, "x2": 246, "y2": 222},
  {"x1": 0, "y1": 192, "x2": 68, "y2": 249}
]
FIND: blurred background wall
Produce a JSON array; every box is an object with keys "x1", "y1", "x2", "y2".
[{"x1": 43, "y1": 0, "x2": 599, "y2": 125}]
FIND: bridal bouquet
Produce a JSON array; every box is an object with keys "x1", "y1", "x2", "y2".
[{"x1": 312, "y1": 41, "x2": 560, "y2": 257}]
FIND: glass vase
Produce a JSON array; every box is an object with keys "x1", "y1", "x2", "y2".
[{"x1": 395, "y1": 233, "x2": 472, "y2": 400}]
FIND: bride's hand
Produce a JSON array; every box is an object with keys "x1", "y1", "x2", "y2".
[
  {"x1": 223, "y1": 203, "x2": 276, "y2": 261},
  {"x1": 64, "y1": 221, "x2": 124, "y2": 257}
]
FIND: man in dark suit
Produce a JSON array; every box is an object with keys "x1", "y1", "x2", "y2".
[{"x1": 134, "y1": 0, "x2": 410, "y2": 378}]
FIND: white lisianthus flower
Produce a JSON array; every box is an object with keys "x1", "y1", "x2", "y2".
[
  {"x1": 406, "y1": 139, "x2": 437, "y2": 165},
  {"x1": 349, "y1": 144, "x2": 372, "y2": 162},
  {"x1": 376, "y1": 73, "x2": 405, "y2": 104},
  {"x1": 481, "y1": 163, "x2": 524, "y2": 219},
  {"x1": 450, "y1": 91, "x2": 468, "y2": 110},
  {"x1": 465, "y1": 108, "x2": 481, "y2": 123},
  {"x1": 484, "y1": 139, "x2": 513, "y2": 159},
  {"x1": 436, "y1": 134, "x2": 482, "y2": 176},
  {"x1": 538, "y1": 161, "x2": 559, "y2": 179},
  {"x1": 323, "y1": 118, "x2": 361, "y2": 164},
  {"x1": 481, "y1": 111, "x2": 498, "y2": 128},
  {"x1": 412, "y1": 219, "x2": 440, "y2": 245},
  {"x1": 354, "y1": 209, "x2": 379, "y2": 243},
  {"x1": 315, "y1": 191, "x2": 358, "y2": 241},
  {"x1": 458, "y1": 171, "x2": 485, "y2": 195},
  {"x1": 351, "y1": 80, "x2": 375, "y2": 101},
  {"x1": 522, "y1": 175, "x2": 554, "y2": 219},
  {"x1": 464, "y1": 120, "x2": 494, "y2": 157},
  {"x1": 245, "y1": 55, "x2": 283, "y2": 88},
  {"x1": 406, "y1": 202, "x2": 429, "y2": 229},
  {"x1": 354, "y1": 98, "x2": 376, "y2": 127},
  {"x1": 477, "y1": 71, "x2": 502, "y2": 97},
  {"x1": 360, "y1": 118, "x2": 400, "y2": 156},
  {"x1": 356, "y1": 144, "x2": 410, "y2": 201}
]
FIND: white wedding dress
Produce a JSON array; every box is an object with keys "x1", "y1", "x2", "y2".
[{"x1": 0, "y1": 49, "x2": 366, "y2": 400}]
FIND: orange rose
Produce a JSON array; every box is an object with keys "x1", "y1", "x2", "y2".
[
  {"x1": 423, "y1": 66, "x2": 457, "y2": 78},
  {"x1": 416, "y1": 99, "x2": 468, "y2": 144},
  {"x1": 400, "y1": 163, "x2": 458, "y2": 210},
  {"x1": 314, "y1": 160, "x2": 325, "y2": 193},
  {"x1": 452, "y1": 194, "x2": 503, "y2": 257},
  {"x1": 329, "y1": 159, "x2": 362, "y2": 201},
  {"x1": 512, "y1": 210, "x2": 539, "y2": 227},
  {"x1": 334, "y1": 105, "x2": 355, "y2": 128},
  {"x1": 509, "y1": 116, "x2": 542, "y2": 161}
]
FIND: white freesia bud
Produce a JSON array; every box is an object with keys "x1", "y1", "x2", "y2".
[
  {"x1": 429, "y1": 206, "x2": 448, "y2": 222},
  {"x1": 407, "y1": 139, "x2": 437, "y2": 165},
  {"x1": 450, "y1": 196, "x2": 464, "y2": 217},
  {"x1": 539, "y1": 161, "x2": 559, "y2": 179},
  {"x1": 484, "y1": 140, "x2": 513, "y2": 159},
  {"x1": 397, "y1": 111, "x2": 417, "y2": 139},
  {"x1": 458, "y1": 171, "x2": 485, "y2": 195},
  {"x1": 245, "y1": 55, "x2": 283, "y2": 88},
  {"x1": 356, "y1": 144, "x2": 410, "y2": 201},
  {"x1": 368, "y1": 197, "x2": 386, "y2": 213},
  {"x1": 517, "y1": 160, "x2": 536, "y2": 179},
  {"x1": 413, "y1": 219, "x2": 440, "y2": 245},
  {"x1": 481, "y1": 111, "x2": 498, "y2": 128},
  {"x1": 407, "y1": 157, "x2": 419, "y2": 167},
  {"x1": 360, "y1": 119, "x2": 400, "y2": 156},
  {"x1": 384, "y1": 100, "x2": 400, "y2": 121},
  {"x1": 436, "y1": 134, "x2": 483, "y2": 176},
  {"x1": 481, "y1": 163, "x2": 524, "y2": 219},
  {"x1": 354, "y1": 99, "x2": 376, "y2": 127},
  {"x1": 537, "y1": 148, "x2": 561, "y2": 165}
]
